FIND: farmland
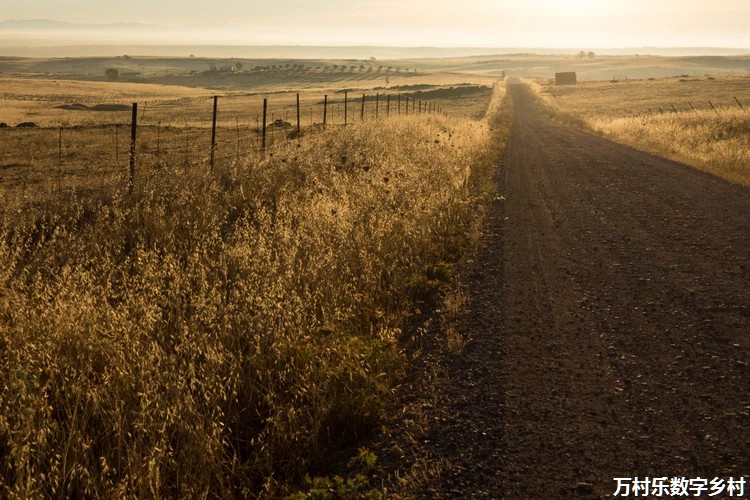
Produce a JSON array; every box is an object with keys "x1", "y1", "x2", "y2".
[
  {"x1": 0, "y1": 72, "x2": 495, "y2": 207},
  {"x1": 527, "y1": 76, "x2": 750, "y2": 185},
  {"x1": 0, "y1": 57, "x2": 509, "y2": 497},
  {"x1": 2, "y1": 50, "x2": 750, "y2": 497}
]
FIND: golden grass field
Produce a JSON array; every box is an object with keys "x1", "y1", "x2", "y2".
[
  {"x1": 527, "y1": 76, "x2": 750, "y2": 186},
  {"x1": 0, "y1": 63, "x2": 511, "y2": 496},
  {"x1": 0, "y1": 75, "x2": 496, "y2": 208}
]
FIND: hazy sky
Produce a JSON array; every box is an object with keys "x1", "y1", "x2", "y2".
[{"x1": 2, "y1": 0, "x2": 750, "y2": 47}]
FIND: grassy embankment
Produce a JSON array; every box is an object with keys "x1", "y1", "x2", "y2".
[
  {"x1": 526, "y1": 77, "x2": 750, "y2": 186},
  {"x1": 0, "y1": 80, "x2": 510, "y2": 497}
]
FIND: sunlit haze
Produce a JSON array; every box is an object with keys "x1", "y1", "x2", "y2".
[{"x1": 1, "y1": 0, "x2": 750, "y2": 48}]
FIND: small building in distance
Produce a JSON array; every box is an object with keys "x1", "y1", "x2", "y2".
[{"x1": 555, "y1": 72, "x2": 578, "y2": 85}]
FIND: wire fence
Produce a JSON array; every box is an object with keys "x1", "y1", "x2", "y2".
[
  {"x1": 0, "y1": 91, "x2": 449, "y2": 203},
  {"x1": 622, "y1": 96, "x2": 747, "y2": 119}
]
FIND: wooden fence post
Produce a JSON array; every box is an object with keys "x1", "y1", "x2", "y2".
[
  {"x1": 734, "y1": 96, "x2": 746, "y2": 112},
  {"x1": 361, "y1": 94, "x2": 366, "y2": 121},
  {"x1": 184, "y1": 124, "x2": 190, "y2": 167},
  {"x1": 210, "y1": 95, "x2": 218, "y2": 171},
  {"x1": 406, "y1": 98, "x2": 409, "y2": 115},
  {"x1": 296, "y1": 93, "x2": 301, "y2": 135},
  {"x1": 709, "y1": 100, "x2": 719, "y2": 115},
  {"x1": 323, "y1": 95, "x2": 328, "y2": 127},
  {"x1": 129, "y1": 102, "x2": 137, "y2": 194},
  {"x1": 375, "y1": 93, "x2": 379, "y2": 119},
  {"x1": 157, "y1": 121, "x2": 161, "y2": 160},
  {"x1": 115, "y1": 124, "x2": 119, "y2": 165},
  {"x1": 262, "y1": 98, "x2": 267, "y2": 153},
  {"x1": 670, "y1": 104, "x2": 678, "y2": 114},
  {"x1": 398, "y1": 94, "x2": 401, "y2": 114},
  {"x1": 387, "y1": 95, "x2": 391, "y2": 117},
  {"x1": 58, "y1": 128, "x2": 62, "y2": 193},
  {"x1": 344, "y1": 92, "x2": 348, "y2": 125},
  {"x1": 235, "y1": 117, "x2": 240, "y2": 158}
]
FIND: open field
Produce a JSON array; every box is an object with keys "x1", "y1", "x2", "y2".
[
  {"x1": 527, "y1": 76, "x2": 750, "y2": 185},
  {"x1": 0, "y1": 74, "x2": 495, "y2": 207},
  {"x1": 0, "y1": 61, "x2": 510, "y2": 495}
]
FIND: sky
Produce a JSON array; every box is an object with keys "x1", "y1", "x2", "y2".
[{"x1": 2, "y1": 0, "x2": 750, "y2": 48}]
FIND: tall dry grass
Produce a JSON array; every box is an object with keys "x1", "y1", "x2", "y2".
[
  {"x1": 0, "y1": 85, "x2": 509, "y2": 497},
  {"x1": 525, "y1": 77, "x2": 750, "y2": 186},
  {"x1": 587, "y1": 110, "x2": 750, "y2": 186}
]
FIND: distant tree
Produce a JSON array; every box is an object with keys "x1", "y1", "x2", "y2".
[
  {"x1": 359, "y1": 64, "x2": 365, "y2": 71},
  {"x1": 587, "y1": 51, "x2": 595, "y2": 59},
  {"x1": 577, "y1": 51, "x2": 587, "y2": 59},
  {"x1": 378, "y1": 66, "x2": 383, "y2": 72},
  {"x1": 350, "y1": 65, "x2": 357, "y2": 72},
  {"x1": 234, "y1": 62, "x2": 243, "y2": 71},
  {"x1": 105, "y1": 68, "x2": 119, "y2": 81},
  {"x1": 367, "y1": 66, "x2": 373, "y2": 73},
  {"x1": 285, "y1": 63, "x2": 291, "y2": 69},
  {"x1": 189, "y1": 54, "x2": 195, "y2": 58}
]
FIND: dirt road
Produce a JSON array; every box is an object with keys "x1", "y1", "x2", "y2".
[{"x1": 391, "y1": 84, "x2": 750, "y2": 498}]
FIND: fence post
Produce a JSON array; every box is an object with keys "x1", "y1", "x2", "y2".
[
  {"x1": 235, "y1": 117, "x2": 240, "y2": 159},
  {"x1": 58, "y1": 127, "x2": 62, "y2": 193},
  {"x1": 734, "y1": 96, "x2": 746, "y2": 112},
  {"x1": 688, "y1": 102, "x2": 699, "y2": 116},
  {"x1": 129, "y1": 102, "x2": 137, "y2": 194},
  {"x1": 670, "y1": 104, "x2": 678, "y2": 114},
  {"x1": 375, "y1": 93, "x2": 379, "y2": 119},
  {"x1": 184, "y1": 124, "x2": 190, "y2": 167},
  {"x1": 296, "y1": 93, "x2": 301, "y2": 134},
  {"x1": 157, "y1": 121, "x2": 162, "y2": 161},
  {"x1": 115, "y1": 124, "x2": 119, "y2": 165},
  {"x1": 262, "y1": 98, "x2": 267, "y2": 153},
  {"x1": 406, "y1": 98, "x2": 409, "y2": 115},
  {"x1": 344, "y1": 92, "x2": 348, "y2": 126},
  {"x1": 323, "y1": 95, "x2": 328, "y2": 127},
  {"x1": 210, "y1": 96, "x2": 218, "y2": 172},
  {"x1": 709, "y1": 100, "x2": 719, "y2": 115},
  {"x1": 398, "y1": 94, "x2": 401, "y2": 114},
  {"x1": 387, "y1": 95, "x2": 391, "y2": 117},
  {"x1": 361, "y1": 94, "x2": 366, "y2": 121}
]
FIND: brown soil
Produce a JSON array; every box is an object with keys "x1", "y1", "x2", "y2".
[{"x1": 377, "y1": 84, "x2": 750, "y2": 498}]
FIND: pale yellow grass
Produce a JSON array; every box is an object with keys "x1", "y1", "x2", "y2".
[
  {"x1": 527, "y1": 77, "x2": 750, "y2": 186},
  {"x1": 0, "y1": 84, "x2": 509, "y2": 497}
]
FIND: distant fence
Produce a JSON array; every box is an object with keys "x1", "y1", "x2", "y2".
[
  {"x1": 627, "y1": 96, "x2": 746, "y2": 119},
  {"x1": 0, "y1": 91, "x2": 448, "y2": 199}
]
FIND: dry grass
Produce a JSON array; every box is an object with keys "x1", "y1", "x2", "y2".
[
  {"x1": 1, "y1": 77, "x2": 496, "y2": 206},
  {"x1": 0, "y1": 81, "x2": 508, "y2": 497},
  {"x1": 526, "y1": 77, "x2": 750, "y2": 186}
]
